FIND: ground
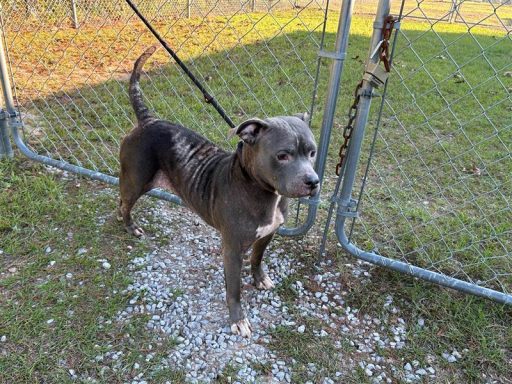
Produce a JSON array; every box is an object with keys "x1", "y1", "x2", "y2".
[
  {"x1": 1, "y1": 2, "x2": 512, "y2": 383},
  {"x1": 1, "y1": 159, "x2": 511, "y2": 383}
]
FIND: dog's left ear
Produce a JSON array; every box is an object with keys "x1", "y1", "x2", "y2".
[
  {"x1": 228, "y1": 118, "x2": 269, "y2": 145},
  {"x1": 294, "y1": 112, "x2": 310, "y2": 125}
]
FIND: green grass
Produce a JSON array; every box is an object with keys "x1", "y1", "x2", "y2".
[
  {"x1": 0, "y1": 160, "x2": 183, "y2": 383},
  {"x1": 335, "y1": 261, "x2": 512, "y2": 382},
  {"x1": 2, "y1": 4, "x2": 511, "y2": 383},
  {"x1": 269, "y1": 324, "x2": 343, "y2": 381}
]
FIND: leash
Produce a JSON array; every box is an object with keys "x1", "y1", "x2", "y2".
[{"x1": 124, "y1": 0, "x2": 236, "y2": 128}]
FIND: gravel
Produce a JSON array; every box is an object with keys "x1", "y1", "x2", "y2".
[{"x1": 65, "y1": 190, "x2": 445, "y2": 383}]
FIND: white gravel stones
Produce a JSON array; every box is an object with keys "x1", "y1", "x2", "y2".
[
  {"x1": 97, "y1": 199, "x2": 432, "y2": 383},
  {"x1": 102, "y1": 262, "x2": 111, "y2": 270},
  {"x1": 442, "y1": 350, "x2": 460, "y2": 363},
  {"x1": 1, "y1": 335, "x2": 6, "y2": 342}
]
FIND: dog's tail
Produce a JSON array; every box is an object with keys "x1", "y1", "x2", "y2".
[{"x1": 129, "y1": 45, "x2": 159, "y2": 123}]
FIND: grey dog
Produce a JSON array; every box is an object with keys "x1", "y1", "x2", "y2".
[{"x1": 118, "y1": 46, "x2": 319, "y2": 337}]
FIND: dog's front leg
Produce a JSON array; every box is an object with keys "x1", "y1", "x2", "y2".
[
  {"x1": 251, "y1": 233, "x2": 275, "y2": 290},
  {"x1": 222, "y1": 242, "x2": 252, "y2": 338}
]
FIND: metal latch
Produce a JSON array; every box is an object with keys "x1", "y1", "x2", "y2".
[{"x1": 363, "y1": 62, "x2": 389, "y2": 88}]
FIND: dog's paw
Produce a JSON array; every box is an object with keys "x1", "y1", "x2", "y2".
[
  {"x1": 255, "y1": 275, "x2": 275, "y2": 290},
  {"x1": 126, "y1": 224, "x2": 145, "y2": 238},
  {"x1": 230, "y1": 318, "x2": 252, "y2": 338}
]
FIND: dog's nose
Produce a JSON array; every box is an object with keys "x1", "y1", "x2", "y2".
[{"x1": 304, "y1": 174, "x2": 320, "y2": 188}]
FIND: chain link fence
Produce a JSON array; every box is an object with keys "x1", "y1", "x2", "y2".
[
  {"x1": 0, "y1": 0, "x2": 335, "y2": 233},
  {"x1": 3, "y1": 0, "x2": 511, "y2": 31},
  {"x1": 1, "y1": 0, "x2": 330, "y2": 31},
  {"x1": 1, "y1": 0, "x2": 329, "y2": 170},
  {"x1": 1, "y1": 0, "x2": 511, "y2": 303}
]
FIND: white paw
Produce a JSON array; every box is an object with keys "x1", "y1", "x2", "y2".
[
  {"x1": 133, "y1": 227, "x2": 145, "y2": 237},
  {"x1": 230, "y1": 318, "x2": 252, "y2": 338},
  {"x1": 256, "y1": 275, "x2": 275, "y2": 290},
  {"x1": 126, "y1": 224, "x2": 145, "y2": 238}
]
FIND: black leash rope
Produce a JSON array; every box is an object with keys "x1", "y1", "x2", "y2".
[{"x1": 124, "y1": 0, "x2": 235, "y2": 128}]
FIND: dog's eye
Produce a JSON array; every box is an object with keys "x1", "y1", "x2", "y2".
[
  {"x1": 277, "y1": 153, "x2": 290, "y2": 162},
  {"x1": 309, "y1": 150, "x2": 316, "y2": 158}
]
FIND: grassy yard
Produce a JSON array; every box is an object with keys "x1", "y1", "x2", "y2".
[{"x1": 1, "y1": 3, "x2": 511, "y2": 383}]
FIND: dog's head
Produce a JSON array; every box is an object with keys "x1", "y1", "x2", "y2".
[{"x1": 230, "y1": 113, "x2": 319, "y2": 198}]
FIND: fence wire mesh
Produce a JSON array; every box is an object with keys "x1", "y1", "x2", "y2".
[
  {"x1": 1, "y1": 0, "x2": 329, "y2": 175},
  {"x1": 1, "y1": 0, "x2": 329, "y2": 31},
  {"x1": 1, "y1": 0, "x2": 511, "y2": 301},
  {"x1": 345, "y1": 0, "x2": 512, "y2": 296}
]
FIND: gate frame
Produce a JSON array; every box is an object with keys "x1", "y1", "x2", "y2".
[{"x1": 330, "y1": 0, "x2": 512, "y2": 305}]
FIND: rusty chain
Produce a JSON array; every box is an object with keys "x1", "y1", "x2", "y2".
[
  {"x1": 380, "y1": 15, "x2": 396, "y2": 72},
  {"x1": 335, "y1": 15, "x2": 396, "y2": 176},
  {"x1": 336, "y1": 80, "x2": 362, "y2": 176}
]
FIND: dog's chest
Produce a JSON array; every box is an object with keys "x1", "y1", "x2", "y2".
[{"x1": 255, "y1": 195, "x2": 284, "y2": 239}]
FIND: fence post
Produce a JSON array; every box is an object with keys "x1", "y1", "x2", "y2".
[
  {"x1": 251, "y1": 0, "x2": 255, "y2": 12},
  {"x1": 0, "y1": 11, "x2": 15, "y2": 160},
  {"x1": 448, "y1": 0, "x2": 459, "y2": 23},
  {"x1": 314, "y1": 0, "x2": 355, "y2": 198},
  {"x1": 186, "y1": 0, "x2": 191, "y2": 18},
  {"x1": 71, "y1": 0, "x2": 79, "y2": 28},
  {"x1": 335, "y1": 0, "x2": 390, "y2": 221},
  {"x1": 278, "y1": 0, "x2": 355, "y2": 236}
]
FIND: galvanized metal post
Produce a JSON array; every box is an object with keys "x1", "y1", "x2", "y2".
[
  {"x1": 0, "y1": 112, "x2": 13, "y2": 159},
  {"x1": 336, "y1": 0, "x2": 389, "y2": 214},
  {"x1": 186, "y1": 0, "x2": 191, "y2": 18},
  {"x1": 71, "y1": 0, "x2": 79, "y2": 29},
  {"x1": 0, "y1": 12, "x2": 15, "y2": 159},
  {"x1": 315, "y1": 0, "x2": 354, "y2": 191},
  {"x1": 278, "y1": 0, "x2": 355, "y2": 236}
]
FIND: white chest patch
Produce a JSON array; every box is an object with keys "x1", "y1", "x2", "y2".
[{"x1": 256, "y1": 195, "x2": 284, "y2": 239}]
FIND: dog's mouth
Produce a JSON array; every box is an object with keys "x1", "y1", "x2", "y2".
[
  {"x1": 309, "y1": 185, "x2": 320, "y2": 197},
  {"x1": 281, "y1": 186, "x2": 319, "y2": 199}
]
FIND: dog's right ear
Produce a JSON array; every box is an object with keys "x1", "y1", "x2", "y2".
[
  {"x1": 294, "y1": 112, "x2": 310, "y2": 124},
  {"x1": 228, "y1": 118, "x2": 269, "y2": 145}
]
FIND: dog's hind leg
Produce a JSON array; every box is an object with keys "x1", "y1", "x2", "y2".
[
  {"x1": 118, "y1": 164, "x2": 154, "y2": 238},
  {"x1": 118, "y1": 187, "x2": 145, "y2": 238}
]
